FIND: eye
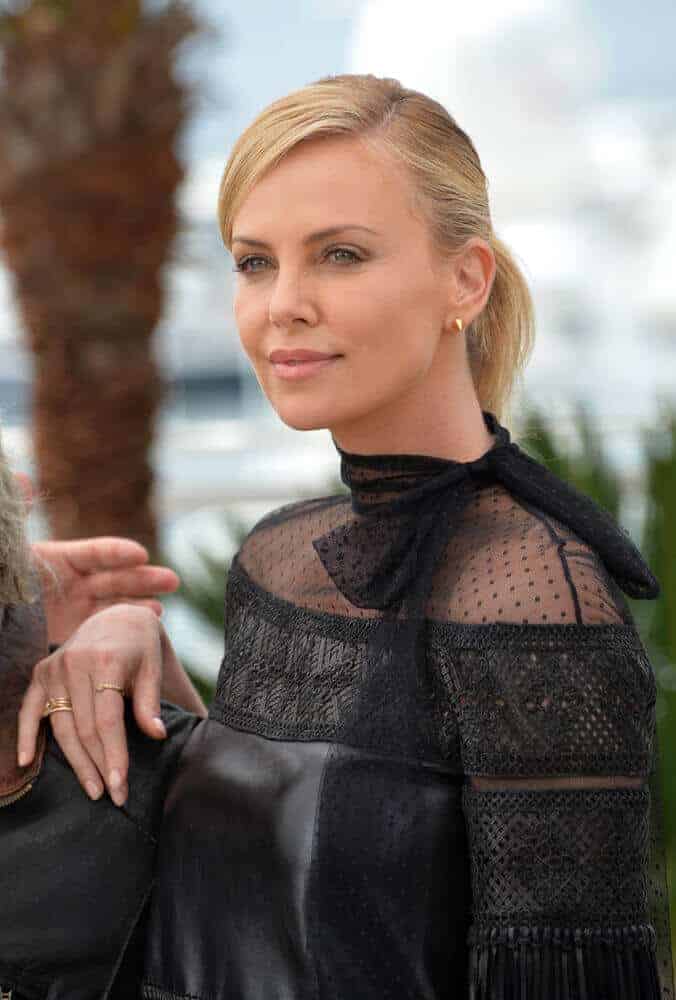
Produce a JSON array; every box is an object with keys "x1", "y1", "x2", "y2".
[
  {"x1": 325, "y1": 246, "x2": 363, "y2": 265},
  {"x1": 233, "y1": 255, "x2": 270, "y2": 274}
]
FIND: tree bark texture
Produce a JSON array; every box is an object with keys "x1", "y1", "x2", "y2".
[
  {"x1": 0, "y1": 137, "x2": 183, "y2": 553},
  {"x1": 0, "y1": 2, "x2": 196, "y2": 556}
]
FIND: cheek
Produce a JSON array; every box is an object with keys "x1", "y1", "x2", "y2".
[
  {"x1": 332, "y1": 278, "x2": 445, "y2": 416},
  {"x1": 344, "y1": 278, "x2": 438, "y2": 369},
  {"x1": 233, "y1": 288, "x2": 265, "y2": 359},
  {"x1": 334, "y1": 280, "x2": 403, "y2": 353}
]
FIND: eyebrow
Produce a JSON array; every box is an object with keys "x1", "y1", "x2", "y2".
[{"x1": 231, "y1": 225, "x2": 380, "y2": 248}]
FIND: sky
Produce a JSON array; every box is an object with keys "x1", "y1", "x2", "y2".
[{"x1": 0, "y1": 0, "x2": 674, "y2": 429}]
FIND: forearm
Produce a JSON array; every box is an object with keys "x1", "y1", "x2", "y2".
[{"x1": 159, "y1": 625, "x2": 208, "y2": 717}]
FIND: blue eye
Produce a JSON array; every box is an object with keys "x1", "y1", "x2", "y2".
[{"x1": 234, "y1": 256, "x2": 269, "y2": 273}]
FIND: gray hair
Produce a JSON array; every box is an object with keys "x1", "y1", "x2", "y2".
[{"x1": 0, "y1": 427, "x2": 35, "y2": 605}]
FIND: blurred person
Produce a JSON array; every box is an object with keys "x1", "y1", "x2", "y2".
[
  {"x1": 18, "y1": 75, "x2": 673, "y2": 999},
  {"x1": 0, "y1": 430, "x2": 205, "y2": 998}
]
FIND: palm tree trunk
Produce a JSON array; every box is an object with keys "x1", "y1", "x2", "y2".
[
  {"x1": 0, "y1": 135, "x2": 182, "y2": 553},
  {"x1": 0, "y1": 2, "x2": 197, "y2": 556}
]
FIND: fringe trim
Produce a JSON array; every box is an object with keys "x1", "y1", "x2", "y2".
[
  {"x1": 142, "y1": 984, "x2": 202, "y2": 1000},
  {"x1": 468, "y1": 923, "x2": 661, "y2": 1000}
]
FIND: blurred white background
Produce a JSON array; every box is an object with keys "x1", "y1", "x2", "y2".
[{"x1": 1, "y1": 0, "x2": 674, "y2": 675}]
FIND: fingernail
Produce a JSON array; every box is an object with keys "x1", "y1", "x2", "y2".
[
  {"x1": 111, "y1": 784, "x2": 127, "y2": 808},
  {"x1": 153, "y1": 717, "x2": 166, "y2": 736},
  {"x1": 17, "y1": 751, "x2": 29, "y2": 767},
  {"x1": 86, "y1": 781, "x2": 102, "y2": 800},
  {"x1": 109, "y1": 768, "x2": 122, "y2": 790}
]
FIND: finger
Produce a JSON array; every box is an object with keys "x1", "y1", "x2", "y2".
[
  {"x1": 38, "y1": 666, "x2": 104, "y2": 800},
  {"x1": 68, "y1": 671, "x2": 107, "y2": 780},
  {"x1": 94, "y1": 598, "x2": 165, "y2": 617},
  {"x1": 60, "y1": 537, "x2": 150, "y2": 574},
  {"x1": 49, "y1": 707, "x2": 105, "y2": 802},
  {"x1": 93, "y1": 683, "x2": 130, "y2": 806},
  {"x1": 89, "y1": 565, "x2": 180, "y2": 600},
  {"x1": 17, "y1": 676, "x2": 48, "y2": 766},
  {"x1": 132, "y1": 638, "x2": 166, "y2": 741}
]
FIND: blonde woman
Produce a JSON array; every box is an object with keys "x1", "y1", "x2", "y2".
[{"x1": 18, "y1": 75, "x2": 672, "y2": 999}]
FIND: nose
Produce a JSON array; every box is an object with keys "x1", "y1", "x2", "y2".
[{"x1": 267, "y1": 266, "x2": 319, "y2": 329}]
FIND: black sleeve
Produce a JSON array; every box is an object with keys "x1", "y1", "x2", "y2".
[{"x1": 448, "y1": 626, "x2": 671, "y2": 999}]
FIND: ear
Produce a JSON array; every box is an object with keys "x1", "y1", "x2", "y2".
[{"x1": 444, "y1": 237, "x2": 496, "y2": 330}]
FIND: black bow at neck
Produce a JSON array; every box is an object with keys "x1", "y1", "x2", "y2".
[{"x1": 312, "y1": 410, "x2": 659, "y2": 612}]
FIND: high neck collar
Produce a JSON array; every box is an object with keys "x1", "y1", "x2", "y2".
[
  {"x1": 315, "y1": 410, "x2": 659, "y2": 608},
  {"x1": 333, "y1": 411, "x2": 510, "y2": 512}
]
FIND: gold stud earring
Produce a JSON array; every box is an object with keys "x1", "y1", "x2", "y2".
[{"x1": 454, "y1": 318, "x2": 464, "y2": 333}]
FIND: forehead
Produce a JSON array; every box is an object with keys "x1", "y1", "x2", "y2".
[{"x1": 231, "y1": 135, "x2": 423, "y2": 241}]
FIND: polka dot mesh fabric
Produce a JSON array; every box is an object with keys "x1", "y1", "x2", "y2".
[
  {"x1": 236, "y1": 484, "x2": 631, "y2": 627},
  {"x1": 208, "y1": 410, "x2": 672, "y2": 999}
]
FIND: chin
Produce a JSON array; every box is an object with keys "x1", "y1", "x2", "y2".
[
  {"x1": 273, "y1": 407, "x2": 332, "y2": 432},
  {"x1": 269, "y1": 394, "x2": 354, "y2": 433}
]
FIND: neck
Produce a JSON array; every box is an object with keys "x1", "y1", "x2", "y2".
[{"x1": 329, "y1": 352, "x2": 495, "y2": 461}]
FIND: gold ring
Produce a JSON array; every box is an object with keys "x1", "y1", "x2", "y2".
[
  {"x1": 43, "y1": 697, "x2": 73, "y2": 718},
  {"x1": 94, "y1": 682, "x2": 126, "y2": 696}
]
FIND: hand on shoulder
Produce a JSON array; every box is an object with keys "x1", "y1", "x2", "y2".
[{"x1": 18, "y1": 603, "x2": 171, "y2": 807}]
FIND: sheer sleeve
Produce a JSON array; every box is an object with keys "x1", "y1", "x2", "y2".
[{"x1": 436, "y1": 620, "x2": 669, "y2": 999}]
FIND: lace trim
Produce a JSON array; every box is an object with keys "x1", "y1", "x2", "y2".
[
  {"x1": 210, "y1": 563, "x2": 654, "y2": 768},
  {"x1": 465, "y1": 787, "x2": 650, "y2": 928},
  {"x1": 434, "y1": 638, "x2": 654, "y2": 777}
]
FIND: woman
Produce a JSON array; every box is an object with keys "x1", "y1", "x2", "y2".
[
  {"x1": 0, "y1": 431, "x2": 206, "y2": 998},
  {"x1": 18, "y1": 74, "x2": 673, "y2": 998}
]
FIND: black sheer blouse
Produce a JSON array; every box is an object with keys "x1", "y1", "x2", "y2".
[{"x1": 143, "y1": 411, "x2": 672, "y2": 1000}]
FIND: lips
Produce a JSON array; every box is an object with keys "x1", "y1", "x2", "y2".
[
  {"x1": 268, "y1": 350, "x2": 342, "y2": 381},
  {"x1": 269, "y1": 349, "x2": 341, "y2": 363}
]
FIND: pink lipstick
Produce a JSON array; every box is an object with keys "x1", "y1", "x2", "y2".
[{"x1": 269, "y1": 349, "x2": 342, "y2": 381}]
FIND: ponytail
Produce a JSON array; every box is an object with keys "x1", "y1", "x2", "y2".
[{"x1": 468, "y1": 235, "x2": 535, "y2": 423}]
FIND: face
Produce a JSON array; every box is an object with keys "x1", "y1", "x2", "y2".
[{"x1": 230, "y1": 135, "x2": 460, "y2": 441}]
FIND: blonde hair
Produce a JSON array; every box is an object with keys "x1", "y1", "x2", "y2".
[
  {"x1": 0, "y1": 427, "x2": 35, "y2": 605},
  {"x1": 218, "y1": 73, "x2": 535, "y2": 421}
]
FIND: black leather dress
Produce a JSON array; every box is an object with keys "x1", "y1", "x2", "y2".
[{"x1": 143, "y1": 411, "x2": 673, "y2": 1000}]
